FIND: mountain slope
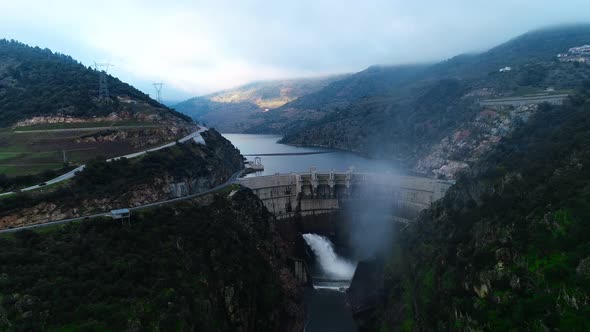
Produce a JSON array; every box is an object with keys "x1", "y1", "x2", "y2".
[
  {"x1": 0, "y1": 39, "x2": 196, "y2": 177},
  {"x1": 411, "y1": 24, "x2": 590, "y2": 83},
  {"x1": 0, "y1": 189, "x2": 304, "y2": 331},
  {"x1": 280, "y1": 25, "x2": 590, "y2": 177},
  {"x1": 0, "y1": 39, "x2": 191, "y2": 126},
  {"x1": 245, "y1": 64, "x2": 428, "y2": 134},
  {"x1": 174, "y1": 75, "x2": 347, "y2": 132},
  {"x1": 369, "y1": 87, "x2": 590, "y2": 331}
]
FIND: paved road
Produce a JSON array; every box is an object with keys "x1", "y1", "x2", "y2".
[
  {"x1": 13, "y1": 125, "x2": 165, "y2": 133},
  {"x1": 0, "y1": 169, "x2": 243, "y2": 234},
  {"x1": 243, "y1": 151, "x2": 334, "y2": 156},
  {"x1": 0, "y1": 127, "x2": 209, "y2": 197}
]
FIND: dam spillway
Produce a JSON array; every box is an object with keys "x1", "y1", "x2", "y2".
[{"x1": 237, "y1": 169, "x2": 454, "y2": 221}]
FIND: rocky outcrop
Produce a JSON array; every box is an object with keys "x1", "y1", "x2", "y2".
[
  {"x1": 416, "y1": 104, "x2": 538, "y2": 178},
  {"x1": 75, "y1": 125, "x2": 195, "y2": 148},
  {"x1": 12, "y1": 109, "x2": 189, "y2": 128}
]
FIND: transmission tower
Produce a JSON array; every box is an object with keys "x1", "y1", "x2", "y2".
[
  {"x1": 94, "y1": 62, "x2": 113, "y2": 102},
  {"x1": 153, "y1": 83, "x2": 164, "y2": 103}
]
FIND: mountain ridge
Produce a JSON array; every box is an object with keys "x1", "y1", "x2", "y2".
[
  {"x1": 174, "y1": 75, "x2": 348, "y2": 132},
  {"x1": 0, "y1": 39, "x2": 191, "y2": 126},
  {"x1": 275, "y1": 24, "x2": 590, "y2": 177}
]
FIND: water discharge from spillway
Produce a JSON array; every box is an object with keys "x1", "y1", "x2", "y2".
[{"x1": 303, "y1": 233, "x2": 357, "y2": 290}]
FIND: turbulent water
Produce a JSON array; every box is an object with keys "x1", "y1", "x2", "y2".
[{"x1": 303, "y1": 233, "x2": 356, "y2": 281}]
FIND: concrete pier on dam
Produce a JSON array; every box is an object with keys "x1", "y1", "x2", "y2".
[{"x1": 237, "y1": 168, "x2": 454, "y2": 222}]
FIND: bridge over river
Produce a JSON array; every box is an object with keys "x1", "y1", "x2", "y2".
[{"x1": 237, "y1": 168, "x2": 454, "y2": 221}]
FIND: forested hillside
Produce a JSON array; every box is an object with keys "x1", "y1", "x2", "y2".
[
  {"x1": 0, "y1": 39, "x2": 190, "y2": 126},
  {"x1": 0, "y1": 189, "x2": 303, "y2": 331},
  {"x1": 368, "y1": 88, "x2": 590, "y2": 331}
]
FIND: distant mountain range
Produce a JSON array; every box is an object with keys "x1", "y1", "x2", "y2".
[
  {"x1": 176, "y1": 24, "x2": 590, "y2": 177},
  {"x1": 176, "y1": 25, "x2": 590, "y2": 139},
  {"x1": 173, "y1": 75, "x2": 347, "y2": 132}
]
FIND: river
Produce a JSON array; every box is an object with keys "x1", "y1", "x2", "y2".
[{"x1": 222, "y1": 134, "x2": 394, "y2": 332}]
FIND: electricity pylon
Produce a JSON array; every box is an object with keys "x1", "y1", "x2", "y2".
[
  {"x1": 94, "y1": 62, "x2": 113, "y2": 102},
  {"x1": 153, "y1": 82, "x2": 164, "y2": 103}
]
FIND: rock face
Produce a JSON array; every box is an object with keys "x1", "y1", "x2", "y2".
[
  {"x1": 74, "y1": 125, "x2": 195, "y2": 149},
  {"x1": 416, "y1": 104, "x2": 538, "y2": 178},
  {"x1": 0, "y1": 129, "x2": 243, "y2": 229},
  {"x1": 13, "y1": 110, "x2": 189, "y2": 128}
]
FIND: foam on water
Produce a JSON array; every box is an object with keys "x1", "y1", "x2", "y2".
[{"x1": 303, "y1": 233, "x2": 356, "y2": 281}]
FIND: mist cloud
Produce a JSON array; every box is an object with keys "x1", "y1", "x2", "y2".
[{"x1": 1, "y1": 0, "x2": 589, "y2": 99}]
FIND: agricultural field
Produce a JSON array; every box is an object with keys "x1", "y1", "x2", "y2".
[{"x1": 0, "y1": 122, "x2": 188, "y2": 177}]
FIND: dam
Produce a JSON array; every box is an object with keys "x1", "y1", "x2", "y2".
[
  {"x1": 225, "y1": 135, "x2": 456, "y2": 332},
  {"x1": 237, "y1": 168, "x2": 454, "y2": 221}
]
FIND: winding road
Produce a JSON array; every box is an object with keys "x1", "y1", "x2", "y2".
[
  {"x1": 0, "y1": 126, "x2": 209, "y2": 197},
  {"x1": 0, "y1": 168, "x2": 243, "y2": 234}
]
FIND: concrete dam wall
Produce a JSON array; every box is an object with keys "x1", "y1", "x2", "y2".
[{"x1": 237, "y1": 170, "x2": 454, "y2": 221}]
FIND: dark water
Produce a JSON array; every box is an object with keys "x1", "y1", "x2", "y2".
[
  {"x1": 223, "y1": 134, "x2": 371, "y2": 332},
  {"x1": 222, "y1": 134, "x2": 397, "y2": 176},
  {"x1": 305, "y1": 289, "x2": 357, "y2": 332}
]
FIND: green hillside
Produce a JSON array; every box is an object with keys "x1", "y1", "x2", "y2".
[
  {"x1": 370, "y1": 86, "x2": 590, "y2": 331},
  {"x1": 0, "y1": 39, "x2": 190, "y2": 126}
]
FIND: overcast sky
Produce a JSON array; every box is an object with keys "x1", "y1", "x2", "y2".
[{"x1": 1, "y1": 0, "x2": 589, "y2": 101}]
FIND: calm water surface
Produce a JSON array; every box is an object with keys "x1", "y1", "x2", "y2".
[{"x1": 222, "y1": 134, "x2": 397, "y2": 176}]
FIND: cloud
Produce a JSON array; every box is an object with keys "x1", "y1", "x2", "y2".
[{"x1": 1, "y1": 0, "x2": 590, "y2": 99}]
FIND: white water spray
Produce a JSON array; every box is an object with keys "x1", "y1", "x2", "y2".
[{"x1": 303, "y1": 233, "x2": 356, "y2": 280}]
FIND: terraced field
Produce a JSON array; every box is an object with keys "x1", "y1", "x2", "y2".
[{"x1": 0, "y1": 122, "x2": 189, "y2": 176}]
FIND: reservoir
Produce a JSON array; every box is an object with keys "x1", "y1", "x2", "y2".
[
  {"x1": 223, "y1": 134, "x2": 396, "y2": 332},
  {"x1": 222, "y1": 134, "x2": 397, "y2": 176}
]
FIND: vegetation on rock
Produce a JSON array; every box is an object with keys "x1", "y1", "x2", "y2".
[{"x1": 371, "y1": 88, "x2": 590, "y2": 331}]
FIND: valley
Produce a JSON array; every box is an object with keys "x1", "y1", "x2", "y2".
[
  {"x1": 1, "y1": 16, "x2": 590, "y2": 332},
  {"x1": 174, "y1": 75, "x2": 347, "y2": 133}
]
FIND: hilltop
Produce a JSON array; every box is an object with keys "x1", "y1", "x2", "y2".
[
  {"x1": 0, "y1": 39, "x2": 195, "y2": 177},
  {"x1": 0, "y1": 39, "x2": 190, "y2": 126},
  {"x1": 174, "y1": 75, "x2": 347, "y2": 132}
]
